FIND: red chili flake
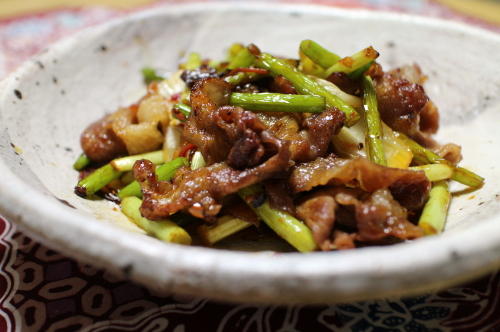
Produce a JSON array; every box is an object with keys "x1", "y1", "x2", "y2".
[
  {"x1": 179, "y1": 143, "x2": 196, "y2": 157},
  {"x1": 170, "y1": 93, "x2": 180, "y2": 102},
  {"x1": 229, "y1": 68, "x2": 269, "y2": 75},
  {"x1": 172, "y1": 108, "x2": 187, "y2": 122}
]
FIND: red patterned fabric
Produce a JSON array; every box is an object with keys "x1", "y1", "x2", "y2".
[{"x1": 0, "y1": 1, "x2": 499, "y2": 330}]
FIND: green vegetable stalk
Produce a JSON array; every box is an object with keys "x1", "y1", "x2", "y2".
[
  {"x1": 118, "y1": 157, "x2": 187, "y2": 199},
  {"x1": 230, "y1": 93, "x2": 325, "y2": 113},
  {"x1": 121, "y1": 196, "x2": 192, "y2": 245},
  {"x1": 299, "y1": 39, "x2": 341, "y2": 69},
  {"x1": 418, "y1": 181, "x2": 451, "y2": 235},
  {"x1": 255, "y1": 52, "x2": 360, "y2": 126},
  {"x1": 362, "y1": 76, "x2": 386, "y2": 166},
  {"x1": 239, "y1": 185, "x2": 317, "y2": 252}
]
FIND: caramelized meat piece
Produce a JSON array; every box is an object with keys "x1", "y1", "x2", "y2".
[
  {"x1": 269, "y1": 75, "x2": 297, "y2": 94},
  {"x1": 342, "y1": 189, "x2": 424, "y2": 242},
  {"x1": 135, "y1": 134, "x2": 290, "y2": 220},
  {"x1": 375, "y1": 71, "x2": 428, "y2": 137},
  {"x1": 221, "y1": 195, "x2": 260, "y2": 225},
  {"x1": 185, "y1": 78, "x2": 283, "y2": 168},
  {"x1": 297, "y1": 192, "x2": 336, "y2": 249},
  {"x1": 289, "y1": 155, "x2": 430, "y2": 210},
  {"x1": 263, "y1": 108, "x2": 345, "y2": 162},
  {"x1": 331, "y1": 230, "x2": 356, "y2": 250},
  {"x1": 181, "y1": 66, "x2": 219, "y2": 88},
  {"x1": 435, "y1": 143, "x2": 462, "y2": 165},
  {"x1": 418, "y1": 100, "x2": 439, "y2": 134},
  {"x1": 80, "y1": 113, "x2": 128, "y2": 163},
  {"x1": 326, "y1": 72, "x2": 360, "y2": 96},
  {"x1": 264, "y1": 180, "x2": 295, "y2": 216}
]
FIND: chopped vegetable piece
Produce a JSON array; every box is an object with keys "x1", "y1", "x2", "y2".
[
  {"x1": 198, "y1": 215, "x2": 251, "y2": 245},
  {"x1": 362, "y1": 75, "x2": 386, "y2": 166},
  {"x1": 348, "y1": 61, "x2": 374, "y2": 79},
  {"x1": 418, "y1": 181, "x2": 451, "y2": 235},
  {"x1": 227, "y1": 48, "x2": 256, "y2": 70},
  {"x1": 255, "y1": 52, "x2": 360, "y2": 126},
  {"x1": 239, "y1": 185, "x2": 317, "y2": 252},
  {"x1": 141, "y1": 67, "x2": 164, "y2": 84},
  {"x1": 325, "y1": 46, "x2": 379, "y2": 77},
  {"x1": 73, "y1": 153, "x2": 90, "y2": 171},
  {"x1": 230, "y1": 93, "x2": 325, "y2": 113},
  {"x1": 75, "y1": 164, "x2": 121, "y2": 198},
  {"x1": 224, "y1": 72, "x2": 263, "y2": 85},
  {"x1": 121, "y1": 196, "x2": 192, "y2": 244},
  {"x1": 183, "y1": 52, "x2": 202, "y2": 70},
  {"x1": 410, "y1": 164, "x2": 454, "y2": 182},
  {"x1": 394, "y1": 132, "x2": 484, "y2": 188},
  {"x1": 299, "y1": 39, "x2": 341, "y2": 69},
  {"x1": 111, "y1": 150, "x2": 164, "y2": 172},
  {"x1": 118, "y1": 157, "x2": 187, "y2": 199},
  {"x1": 191, "y1": 151, "x2": 206, "y2": 170},
  {"x1": 173, "y1": 103, "x2": 192, "y2": 118}
]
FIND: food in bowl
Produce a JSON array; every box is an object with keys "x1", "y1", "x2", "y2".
[{"x1": 73, "y1": 40, "x2": 484, "y2": 252}]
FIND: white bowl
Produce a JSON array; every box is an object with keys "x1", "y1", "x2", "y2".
[{"x1": 0, "y1": 3, "x2": 499, "y2": 304}]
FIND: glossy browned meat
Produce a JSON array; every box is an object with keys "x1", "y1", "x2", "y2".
[
  {"x1": 269, "y1": 75, "x2": 297, "y2": 94},
  {"x1": 185, "y1": 78, "x2": 284, "y2": 169},
  {"x1": 264, "y1": 180, "x2": 295, "y2": 216},
  {"x1": 375, "y1": 71, "x2": 428, "y2": 137},
  {"x1": 326, "y1": 72, "x2": 360, "y2": 96},
  {"x1": 350, "y1": 189, "x2": 423, "y2": 242},
  {"x1": 134, "y1": 133, "x2": 290, "y2": 220},
  {"x1": 331, "y1": 230, "x2": 356, "y2": 250},
  {"x1": 263, "y1": 108, "x2": 345, "y2": 162},
  {"x1": 80, "y1": 113, "x2": 127, "y2": 163},
  {"x1": 289, "y1": 155, "x2": 430, "y2": 210},
  {"x1": 436, "y1": 143, "x2": 462, "y2": 165},
  {"x1": 297, "y1": 191, "x2": 336, "y2": 249}
]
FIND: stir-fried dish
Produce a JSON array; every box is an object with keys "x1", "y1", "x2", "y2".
[{"x1": 73, "y1": 40, "x2": 484, "y2": 252}]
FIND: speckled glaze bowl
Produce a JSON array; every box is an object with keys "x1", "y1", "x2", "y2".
[{"x1": 0, "y1": 3, "x2": 499, "y2": 304}]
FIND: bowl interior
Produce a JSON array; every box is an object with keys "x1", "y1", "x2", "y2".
[{"x1": 1, "y1": 3, "x2": 500, "y2": 303}]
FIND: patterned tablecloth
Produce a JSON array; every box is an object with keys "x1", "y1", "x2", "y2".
[{"x1": 0, "y1": 1, "x2": 499, "y2": 331}]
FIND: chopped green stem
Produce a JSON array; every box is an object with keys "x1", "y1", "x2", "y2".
[
  {"x1": 394, "y1": 131, "x2": 484, "y2": 188},
  {"x1": 198, "y1": 215, "x2": 251, "y2": 245},
  {"x1": 255, "y1": 52, "x2": 359, "y2": 126},
  {"x1": 299, "y1": 39, "x2": 341, "y2": 69},
  {"x1": 173, "y1": 103, "x2": 192, "y2": 117},
  {"x1": 452, "y1": 166, "x2": 485, "y2": 188},
  {"x1": 190, "y1": 151, "x2": 206, "y2": 170},
  {"x1": 73, "y1": 153, "x2": 90, "y2": 171},
  {"x1": 362, "y1": 76, "x2": 386, "y2": 166},
  {"x1": 227, "y1": 48, "x2": 255, "y2": 70},
  {"x1": 418, "y1": 181, "x2": 451, "y2": 235},
  {"x1": 121, "y1": 197, "x2": 192, "y2": 244},
  {"x1": 75, "y1": 164, "x2": 121, "y2": 198},
  {"x1": 410, "y1": 164, "x2": 454, "y2": 182},
  {"x1": 224, "y1": 72, "x2": 263, "y2": 85},
  {"x1": 118, "y1": 157, "x2": 187, "y2": 199},
  {"x1": 142, "y1": 67, "x2": 164, "y2": 85},
  {"x1": 183, "y1": 52, "x2": 202, "y2": 70},
  {"x1": 111, "y1": 150, "x2": 164, "y2": 172},
  {"x1": 227, "y1": 43, "x2": 245, "y2": 61},
  {"x1": 325, "y1": 46, "x2": 379, "y2": 77},
  {"x1": 230, "y1": 93, "x2": 325, "y2": 113},
  {"x1": 239, "y1": 185, "x2": 317, "y2": 252},
  {"x1": 349, "y1": 61, "x2": 374, "y2": 79}
]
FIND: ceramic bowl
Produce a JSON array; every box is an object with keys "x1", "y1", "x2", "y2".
[{"x1": 0, "y1": 3, "x2": 499, "y2": 304}]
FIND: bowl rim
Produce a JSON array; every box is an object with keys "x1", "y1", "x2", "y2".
[{"x1": 1, "y1": 1, "x2": 500, "y2": 304}]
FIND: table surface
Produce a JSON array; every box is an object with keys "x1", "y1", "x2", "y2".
[{"x1": 0, "y1": 1, "x2": 499, "y2": 331}]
